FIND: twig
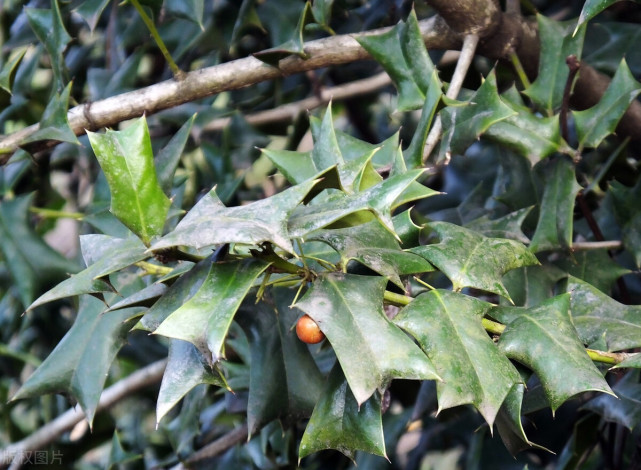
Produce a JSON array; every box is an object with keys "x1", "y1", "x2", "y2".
[
  {"x1": 1, "y1": 359, "x2": 167, "y2": 469},
  {"x1": 199, "y1": 72, "x2": 391, "y2": 133},
  {"x1": 422, "y1": 33, "x2": 479, "y2": 164},
  {"x1": 171, "y1": 424, "x2": 250, "y2": 469},
  {"x1": 571, "y1": 240, "x2": 622, "y2": 251}
]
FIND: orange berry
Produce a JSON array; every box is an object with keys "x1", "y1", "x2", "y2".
[{"x1": 296, "y1": 314, "x2": 325, "y2": 344}]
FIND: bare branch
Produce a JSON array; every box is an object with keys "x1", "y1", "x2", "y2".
[
  {"x1": 422, "y1": 34, "x2": 480, "y2": 164},
  {"x1": 170, "y1": 424, "x2": 250, "y2": 469},
  {"x1": 199, "y1": 72, "x2": 392, "y2": 133},
  {"x1": 1, "y1": 359, "x2": 167, "y2": 469}
]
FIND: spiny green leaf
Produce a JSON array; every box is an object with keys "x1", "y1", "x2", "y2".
[
  {"x1": 404, "y1": 70, "x2": 443, "y2": 168},
  {"x1": 568, "y1": 276, "x2": 641, "y2": 351},
  {"x1": 156, "y1": 339, "x2": 228, "y2": 424},
  {"x1": 309, "y1": 219, "x2": 433, "y2": 288},
  {"x1": 253, "y1": 2, "x2": 314, "y2": 64},
  {"x1": 25, "y1": 0, "x2": 71, "y2": 90},
  {"x1": 27, "y1": 235, "x2": 147, "y2": 312},
  {"x1": 495, "y1": 383, "x2": 551, "y2": 455},
  {"x1": 555, "y1": 249, "x2": 630, "y2": 294},
  {"x1": 356, "y1": 9, "x2": 435, "y2": 111},
  {"x1": 288, "y1": 169, "x2": 429, "y2": 239},
  {"x1": 12, "y1": 296, "x2": 138, "y2": 427},
  {"x1": 105, "y1": 282, "x2": 168, "y2": 312},
  {"x1": 0, "y1": 194, "x2": 79, "y2": 309},
  {"x1": 497, "y1": 294, "x2": 614, "y2": 413},
  {"x1": 501, "y1": 265, "x2": 567, "y2": 309},
  {"x1": 88, "y1": 117, "x2": 170, "y2": 245},
  {"x1": 152, "y1": 179, "x2": 317, "y2": 254},
  {"x1": 0, "y1": 48, "x2": 26, "y2": 94},
  {"x1": 21, "y1": 82, "x2": 80, "y2": 146},
  {"x1": 138, "y1": 255, "x2": 218, "y2": 332},
  {"x1": 299, "y1": 363, "x2": 386, "y2": 461},
  {"x1": 74, "y1": 0, "x2": 111, "y2": 32},
  {"x1": 524, "y1": 15, "x2": 586, "y2": 113},
  {"x1": 464, "y1": 207, "x2": 533, "y2": 244},
  {"x1": 156, "y1": 114, "x2": 196, "y2": 195},
  {"x1": 576, "y1": 0, "x2": 641, "y2": 31},
  {"x1": 439, "y1": 71, "x2": 516, "y2": 159},
  {"x1": 295, "y1": 273, "x2": 440, "y2": 405},
  {"x1": 411, "y1": 222, "x2": 539, "y2": 302},
  {"x1": 107, "y1": 430, "x2": 142, "y2": 469},
  {"x1": 529, "y1": 156, "x2": 582, "y2": 252},
  {"x1": 236, "y1": 289, "x2": 324, "y2": 436},
  {"x1": 394, "y1": 290, "x2": 521, "y2": 427},
  {"x1": 485, "y1": 86, "x2": 568, "y2": 160},
  {"x1": 573, "y1": 59, "x2": 641, "y2": 150},
  {"x1": 153, "y1": 259, "x2": 268, "y2": 362},
  {"x1": 164, "y1": 0, "x2": 204, "y2": 28}
]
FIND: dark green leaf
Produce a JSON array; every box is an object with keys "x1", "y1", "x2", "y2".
[
  {"x1": 27, "y1": 235, "x2": 148, "y2": 311},
  {"x1": 404, "y1": 71, "x2": 443, "y2": 168},
  {"x1": 164, "y1": 0, "x2": 204, "y2": 28},
  {"x1": 440, "y1": 71, "x2": 516, "y2": 158},
  {"x1": 12, "y1": 296, "x2": 138, "y2": 427},
  {"x1": 107, "y1": 430, "x2": 142, "y2": 469},
  {"x1": 583, "y1": 22, "x2": 641, "y2": 76},
  {"x1": 87, "y1": 50, "x2": 144, "y2": 100},
  {"x1": 576, "y1": 0, "x2": 641, "y2": 30},
  {"x1": 623, "y1": 212, "x2": 641, "y2": 267},
  {"x1": 0, "y1": 48, "x2": 26, "y2": 94},
  {"x1": 497, "y1": 294, "x2": 614, "y2": 413},
  {"x1": 529, "y1": 157, "x2": 581, "y2": 252},
  {"x1": 573, "y1": 59, "x2": 641, "y2": 150},
  {"x1": 25, "y1": 0, "x2": 71, "y2": 89},
  {"x1": 74, "y1": 0, "x2": 111, "y2": 32},
  {"x1": 20, "y1": 82, "x2": 80, "y2": 146},
  {"x1": 299, "y1": 363, "x2": 386, "y2": 461},
  {"x1": 156, "y1": 114, "x2": 196, "y2": 195},
  {"x1": 411, "y1": 222, "x2": 539, "y2": 302},
  {"x1": 288, "y1": 170, "x2": 429, "y2": 239},
  {"x1": 464, "y1": 207, "x2": 533, "y2": 244},
  {"x1": 395, "y1": 290, "x2": 521, "y2": 427},
  {"x1": 152, "y1": 179, "x2": 316, "y2": 254},
  {"x1": 495, "y1": 383, "x2": 550, "y2": 455},
  {"x1": 485, "y1": 86, "x2": 568, "y2": 160},
  {"x1": 581, "y1": 371, "x2": 641, "y2": 430},
  {"x1": 524, "y1": 15, "x2": 586, "y2": 113},
  {"x1": 138, "y1": 256, "x2": 217, "y2": 332},
  {"x1": 105, "y1": 282, "x2": 167, "y2": 312},
  {"x1": 295, "y1": 273, "x2": 439, "y2": 405},
  {"x1": 156, "y1": 339, "x2": 227, "y2": 424},
  {"x1": 568, "y1": 276, "x2": 641, "y2": 351},
  {"x1": 253, "y1": 2, "x2": 314, "y2": 64},
  {"x1": 0, "y1": 194, "x2": 79, "y2": 308},
  {"x1": 555, "y1": 249, "x2": 629, "y2": 293},
  {"x1": 309, "y1": 219, "x2": 433, "y2": 288},
  {"x1": 357, "y1": 10, "x2": 435, "y2": 110},
  {"x1": 501, "y1": 265, "x2": 566, "y2": 309},
  {"x1": 88, "y1": 117, "x2": 171, "y2": 245},
  {"x1": 153, "y1": 259, "x2": 268, "y2": 362},
  {"x1": 236, "y1": 289, "x2": 324, "y2": 435}
]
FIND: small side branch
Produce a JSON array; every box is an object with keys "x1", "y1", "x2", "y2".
[{"x1": 422, "y1": 33, "x2": 479, "y2": 164}]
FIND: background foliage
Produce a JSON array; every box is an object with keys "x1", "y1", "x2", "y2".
[{"x1": 2, "y1": 0, "x2": 641, "y2": 469}]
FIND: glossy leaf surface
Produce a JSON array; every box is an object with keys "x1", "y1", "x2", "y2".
[
  {"x1": 498, "y1": 294, "x2": 614, "y2": 412},
  {"x1": 295, "y1": 273, "x2": 440, "y2": 405},
  {"x1": 411, "y1": 222, "x2": 539, "y2": 302}
]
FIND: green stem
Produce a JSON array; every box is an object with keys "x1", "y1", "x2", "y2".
[
  {"x1": 585, "y1": 137, "x2": 630, "y2": 194},
  {"x1": 586, "y1": 348, "x2": 630, "y2": 366},
  {"x1": 135, "y1": 261, "x2": 173, "y2": 276},
  {"x1": 30, "y1": 207, "x2": 84, "y2": 220},
  {"x1": 509, "y1": 52, "x2": 531, "y2": 89},
  {"x1": 130, "y1": 0, "x2": 184, "y2": 80}
]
